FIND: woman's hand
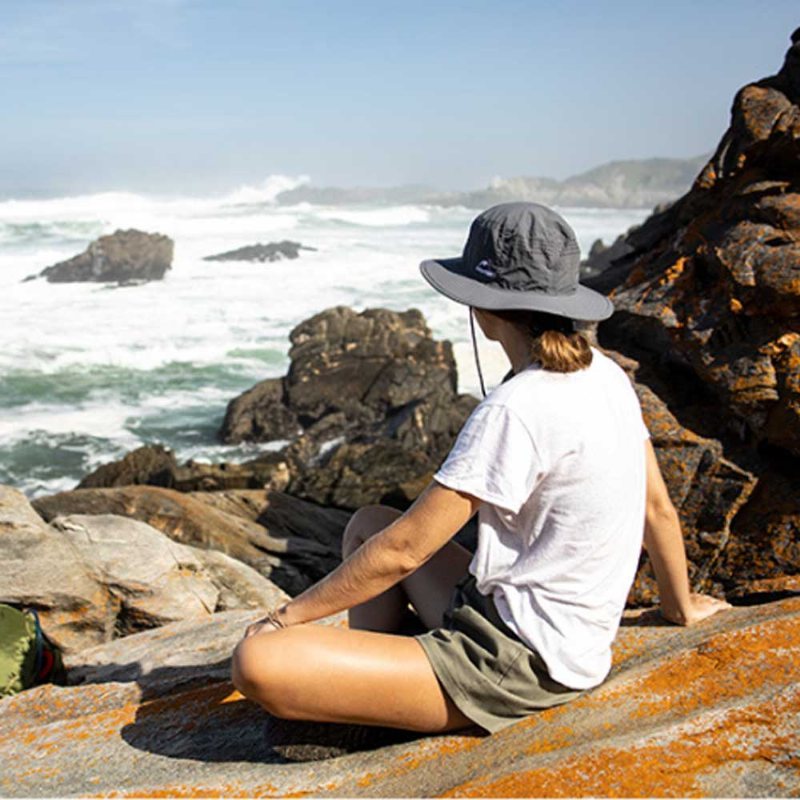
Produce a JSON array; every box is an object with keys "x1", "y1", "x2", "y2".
[{"x1": 660, "y1": 592, "x2": 732, "y2": 626}]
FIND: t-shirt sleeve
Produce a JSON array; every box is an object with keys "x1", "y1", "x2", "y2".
[{"x1": 434, "y1": 403, "x2": 544, "y2": 515}]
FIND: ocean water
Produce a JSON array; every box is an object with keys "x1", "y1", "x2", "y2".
[{"x1": 0, "y1": 176, "x2": 649, "y2": 499}]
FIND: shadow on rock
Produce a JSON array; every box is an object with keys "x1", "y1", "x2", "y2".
[{"x1": 112, "y1": 666, "x2": 474, "y2": 765}]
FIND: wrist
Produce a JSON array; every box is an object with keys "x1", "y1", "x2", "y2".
[
  {"x1": 660, "y1": 605, "x2": 687, "y2": 625},
  {"x1": 274, "y1": 603, "x2": 295, "y2": 627}
]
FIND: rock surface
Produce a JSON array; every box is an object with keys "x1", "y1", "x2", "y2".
[
  {"x1": 32, "y1": 485, "x2": 351, "y2": 596},
  {"x1": 77, "y1": 443, "x2": 291, "y2": 493},
  {"x1": 580, "y1": 230, "x2": 636, "y2": 277},
  {"x1": 220, "y1": 306, "x2": 479, "y2": 509},
  {"x1": 0, "y1": 486, "x2": 287, "y2": 652},
  {"x1": 585, "y1": 29, "x2": 800, "y2": 602},
  {"x1": 588, "y1": 29, "x2": 800, "y2": 459},
  {"x1": 25, "y1": 229, "x2": 173, "y2": 284},
  {"x1": 203, "y1": 240, "x2": 316, "y2": 262},
  {"x1": 50, "y1": 513, "x2": 286, "y2": 629},
  {"x1": 0, "y1": 486, "x2": 111, "y2": 654},
  {"x1": 605, "y1": 352, "x2": 758, "y2": 604},
  {"x1": 0, "y1": 597, "x2": 796, "y2": 797}
]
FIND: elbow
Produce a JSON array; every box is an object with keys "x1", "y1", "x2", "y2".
[{"x1": 366, "y1": 532, "x2": 424, "y2": 580}]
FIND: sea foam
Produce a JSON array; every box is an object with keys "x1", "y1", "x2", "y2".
[{"x1": 0, "y1": 179, "x2": 649, "y2": 497}]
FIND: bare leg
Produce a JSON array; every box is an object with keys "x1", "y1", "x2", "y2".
[
  {"x1": 341, "y1": 505, "x2": 408, "y2": 632},
  {"x1": 231, "y1": 625, "x2": 473, "y2": 732},
  {"x1": 342, "y1": 504, "x2": 473, "y2": 632}
]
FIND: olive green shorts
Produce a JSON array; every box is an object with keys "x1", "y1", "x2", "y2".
[{"x1": 414, "y1": 573, "x2": 582, "y2": 734}]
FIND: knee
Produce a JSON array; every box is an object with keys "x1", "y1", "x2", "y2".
[
  {"x1": 342, "y1": 504, "x2": 403, "y2": 559},
  {"x1": 231, "y1": 629, "x2": 324, "y2": 720},
  {"x1": 230, "y1": 634, "x2": 287, "y2": 715}
]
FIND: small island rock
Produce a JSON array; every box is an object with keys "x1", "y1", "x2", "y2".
[
  {"x1": 203, "y1": 240, "x2": 316, "y2": 263},
  {"x1": 26, "y1": 229, "x2": 173, "y2": 284}
]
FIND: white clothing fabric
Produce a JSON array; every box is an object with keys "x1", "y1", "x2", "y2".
[{"x1": 434, "y1": 347, "x2": 649, "y2": 689}]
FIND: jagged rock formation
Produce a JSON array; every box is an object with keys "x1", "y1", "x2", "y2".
[
  {"x1": 24, "y1": 229, "x2": 173, "y2": 284},
  {"x1": 203, "y1": 240, "x2": 316, "y2": 263},
  {"x1": 220, "y1": 306, "x2": 479, "y2": 510},
  {"x1": 581, "y1": 230, "x2": 636, "y2": 277},
  {"x1": 587, "y1": 28, "x2": 800, "y2": 600}
]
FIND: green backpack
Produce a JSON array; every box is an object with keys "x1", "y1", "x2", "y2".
[{"x1": 0, "y1": 604, "x2": 66, "y2": 698}]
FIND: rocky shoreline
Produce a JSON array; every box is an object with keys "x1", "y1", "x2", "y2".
[{"x1": 0, "y1": 26, "x2": 798, "y2": 799}]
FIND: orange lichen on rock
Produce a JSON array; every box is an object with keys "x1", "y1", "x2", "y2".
[
  {"x1": 661, "y1": 256, "x2": 688, "y2": 286},
  {"x1": 444, "y1": 689, "x2": 800, "y2": 798}
]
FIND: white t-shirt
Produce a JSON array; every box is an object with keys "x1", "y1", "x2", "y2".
[{"x1": 434, "y1": 347, "x2": 649, "y2": 689}]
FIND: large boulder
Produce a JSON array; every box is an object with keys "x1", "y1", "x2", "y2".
[
  {"x1": 32, "y1": 485, "x2": 351, "y2": 596},
  {"x1": 49, "y1": 513, "x2": 287, "y2": 634},
  {"x1": 0, "y1": 597, "x2": 797, "y2": 796},
  {"x1": 219, "y1": 307, "x2": 479, "y2": 509},
  {"x1": 612, "y1": 355, "x2": 758, "y2": 603},
  {"x1": 26, "y1": 229, "x2": 173, "y2": 284},
  {"x1": 0, "y1": 486, "x2": 286, "y2": 653}
]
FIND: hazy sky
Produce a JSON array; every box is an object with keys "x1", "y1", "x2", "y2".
[{"x1": 2, "y1": 0, "x2": 797, "y2": 197}]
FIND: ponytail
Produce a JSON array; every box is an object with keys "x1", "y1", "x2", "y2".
[
  {"x1": 488, "y1": 309, "x2": 593, "y2": 373},
  {"x1": 531, "y1": 328, "x2": 593, "y2": 373}
]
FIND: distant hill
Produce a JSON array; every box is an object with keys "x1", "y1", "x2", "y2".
[{"x1": 275, "y1": 155, "x2": 709, "y2": 209}]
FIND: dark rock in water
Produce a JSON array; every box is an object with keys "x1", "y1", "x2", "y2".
[
  {"x1": 580, "y1": 231, "x2": 636, "y2": 277},
  {"x1": 77, "y1": 444, "x2": 178, "y2": 489},
  {"x1": 203, "y1": 240, "x2": 316, "y2": 263},
  {"x1": 219, "y1": 378, "x2": 300, "y2": 443},
  {"x1": 219, "y1": 306, "x2": 478, "y2": 510},
  {"x1": 77, "y1": 443, "x2": 292, "y2": 494},
  {"x1": 27, "y1": 229, "x2": 173, "y2": 283},
  {"x1": 588, "y1": 29, "x2": 800, "y2": 602}
]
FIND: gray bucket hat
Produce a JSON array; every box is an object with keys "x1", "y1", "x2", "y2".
[{"x1": 420, "y1": 202, "x2": 614, "y2": 321}]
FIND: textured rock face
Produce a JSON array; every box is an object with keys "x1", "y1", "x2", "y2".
[
  {"x1": 0, "y1": 486, "x2": 111, "y2": 653},
  {"x1": 631, "y1": 377, "x2": 757, "y2": 603},
  {"x1": 220, "y1": 306, "x2": 479, "y2": 509},
  {"x1": 0, "y1": 487, "x2": 287, "y2": 652},
  {"x1": 589, "y1": 29, "x2": 800, "y2": 458},
  {"x1": 51, "y1": 513, "x2": 286, "y2": 628},
  {"x1": 203, "y1": 240, "x2": 315, "y2": 263},
  {"x1": 32, "y1": 485, "x2": 350, "y2": 596},
  {"x1": 0, "y1": 598, "x2": 797, "y2": 797},
  {"x1": 587, "y1": 30, "x2": 800, "y2": 602},
  {"x1": 30, "y1": 229, "x2": 173, "y2": 283}
]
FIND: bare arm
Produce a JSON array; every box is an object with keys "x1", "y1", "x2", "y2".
[
  {"x1": 269, "y1": 482, "x2": 479, "y2": 628},
  {"x1": 642, "y1": 440, "x2": 731, "y2": 625}
]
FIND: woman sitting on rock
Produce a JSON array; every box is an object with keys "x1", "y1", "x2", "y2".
[{"x1": 231, "y1": 202, "x2": 730, "y2": 735}]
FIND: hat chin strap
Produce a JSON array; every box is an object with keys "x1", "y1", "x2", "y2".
[{"x1": 469, "y1": 307, "x2": 487, "y2": 399}]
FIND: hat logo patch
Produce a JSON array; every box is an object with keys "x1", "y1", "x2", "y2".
[{"x1": 474, "y1": 260, "x2": 497, "y2": 279}]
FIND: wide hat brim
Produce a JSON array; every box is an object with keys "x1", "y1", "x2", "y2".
[{"x1": 420, "y1": 257, "x2": 614, "y2": 321}]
